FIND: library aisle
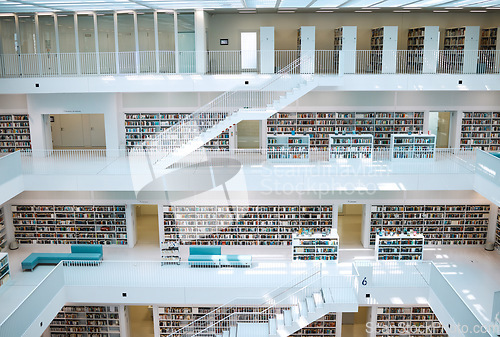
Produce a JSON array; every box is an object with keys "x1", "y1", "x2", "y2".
[
  {"x1": 135, "y1": 205, "x2": 160, "y2": 246},
  {"x1": 341, "y1": 307, "x2": 370, "y2": 337},
  {"x1": 128, "y1": 305, "x2": 154, "y2": 337},
  {"x1": 337, "y1": 204, "x2": 363, "y2": 249}
]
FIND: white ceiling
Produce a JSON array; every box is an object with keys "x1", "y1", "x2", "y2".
[{"x1": 0, "y1": 0, "x2": 499, "y2": 13}]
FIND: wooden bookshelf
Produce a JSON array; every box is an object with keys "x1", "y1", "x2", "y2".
[
  {"x1": 375, "y1": 233, "x2": 424, "y2": 261},
  {"x1": 12, "y1": 204, "x2": 128, "y2": 245},
  {"x1": 329, "y1": 134, "x2": 373, "y2": 160},
  {"x1": 163, "y1": 205, "x2": 333, "y2": 246},
  {"x1": 267, "y1": 134, "x2": 310, "y2": 162},
  {"x1": 0, "y1": 207, "x2": 5, "y2": 251},
  {"x1": 0, "y1": 253, "x2": 10, "y2": 288},
  {"x1": 267, "y1": 111, "x2": 424, "y2": 150},
  {"x1": 124, "y1": 112, "x2": 230, "y2": 151},
  {"x1": 460, "y1": 111, "x2": 500, "y2": 151},
  {"x1": 369, "y1": 204, "x2": 490, "y2": 246},
  {"x1": 292, "y1": 232, "x2": 338, "y2": 261},
  {"x1": 0, "y1": 114, "x2": 31, "y2": 153},
  {"x1": 390, "y1": 134, "x2": 436, "y2": 160},
  {"x1": 376, "y1": 306, "x2": 448, "y2": 336},
  {"x1": 48, "y1": 305, "x2": 122, "y2": 337}
]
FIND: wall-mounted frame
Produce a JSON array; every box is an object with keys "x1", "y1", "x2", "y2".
[{"x1": 220, "y1": 39, "x2": 229, "y2": 45}]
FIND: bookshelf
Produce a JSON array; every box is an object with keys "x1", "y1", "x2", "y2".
[
  {"x1": 376, "y1": 306, "x2": 448, "y2": 336},
  {"x1": 370, "y1": 26, "x2": 398, "y2": 73},
  {"x1": 460, "y1": 111, "x2": 500, "y2": 151},
  {"x1": 496, "y1": 207, "x2": 500, "y2": 251},
  {"x1": 479, "y1": 27, "x2": 500, "y2": 73},
  {"x1": 443, "y1": 26, "x2": 480, "y2": 73},
  {"x1": 163, "y1": 205, "x2": 333, "y2": 246},
  {"x1": 0, "y1": 114, "x2": 31, "y2": 153},
  {"x1": 0, "y1": 207, "x2": 5, "y2": 251},
  {"x1": 369, "y1": 204, "x2": 490, "y2": 246},
  {"x1": 124, "y1": 112, "x2": 230, "y2": 151},
  {"x1": 329, "y1": 134, "x2": 373, "y2": 160},
  {"x1": 290, "y1": 313, "x2": 337, "y2": 336},
  {"x1": 334, "y1": 26, "x2": 357, "y2": 73},
  {"x1": 267, "y1": 111, "x2": 424, "y2": 150},
  {"x1": 292, "y1": 232, "x2": 338, "y2": 261},
  {"x1": 267, "y1": 134, "x2": 310, "y2": 162},
  {"x1": 161, "y1": 241, "x2": 180, "y2": 265},
  {"x1": 407, "y1": 26, "x2": 439, "y2": 73},
  {"x1": 12, "y1": 204, "x2": 128, "y2": 245},
  {"x1": 390, "y1": 134, "x2": 436, "y2": 160},
  {"x1": 375, "y1": 233, "x2": 424, "y2": 261},
  {"x1": 0, "y1": 253, "x2": 10, "y2": 287},
  {"x1": 48, "y1": 305, "x2": 123, "y2": 337}
]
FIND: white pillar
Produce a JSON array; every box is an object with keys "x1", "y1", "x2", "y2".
[
  {"x1": 194, "y1": 9, "x2": 207, "y2": 74},
  {"x1": 463, "y1": 26, "x2": 480, "y2": 74},
  {"x1": 381, "y1": 26, "x2": 397, "y2": 74},
  {"x1": 342, "y1": 26, "x2": 357, "y2": 74},
  {"x1": 260, "y1": 26, "x2": 274, "y2": 74},
  {"x1": 299, "y1": 26, "x2": 315, "y2": 74},
  {"x1": 422, "y1": 26, "x2": 439, "y2": 74}
]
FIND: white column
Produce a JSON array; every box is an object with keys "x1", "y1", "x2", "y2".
[
  {"x1": 53, "y1": 14, "x2": 61, "y2": 75},
  {"x1": 154, "y1": 11, "x2": 159, "y2": 73},
  {"x1": 194, "y1": 9, "x2": 206, "y2": 74},
  {"x1": 422, "y1": 26, "x2": 439, "y2": 74},
  {"x1": 34, "y1": 14, "x2": 42, "y2": 75},
  {"x1": 93, "y1": 13, "x2": 100, "y2": 75},
  {"x1": 174, "y1": 11, "x2": 179, "y2": 73},
  {"x1": 381, "y1": 26, "x2": 397, "y2": 74},
  {"x1": 299, "y1": 26, "x2": 315, "y2": 74},
  {"x1": 133, "y1": 12, "x2": 140, "y2": 74},
  {"x1": 342, "y1": 26, "x2": 357, "y2": 74},
  {"x1": 463, "y1": 26, "x2": 480, "y2": 74},
  {"x1": 260, "y1": 26, "x2": 274, "y2": 74},
  {"x1": 74, "y1": 14, "x2": 81, "y2": 75},
  {"x1": 114, "y1": 13, "x2": 120, "y2": 74},
  {"x1": 487, "y1": 204, "x2": 498, "y2": 246}
]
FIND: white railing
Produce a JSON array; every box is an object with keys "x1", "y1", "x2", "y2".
[{"x1": 17, "y1": 147, "x2": 477, "y2": 175}]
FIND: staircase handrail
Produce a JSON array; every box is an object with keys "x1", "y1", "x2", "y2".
[{"x1": 165, "y1": 262, "x2": 321, "y2": 337}]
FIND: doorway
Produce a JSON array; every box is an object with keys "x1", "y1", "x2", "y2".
[
  {"x1": 241, "y1": 32, "x2": 257, "y2": 70},
  {"x1": 237, "y1": 120, "x2": 260, "y2": 149},
  {"x1": 337, "y1": 204, "x2": 363, "y2": 248},
  {"x1": 342, "y1": 307, "x2": 370, "y2": 337},
  {"x1": 128, "y1": 305, "x2": 154, "y2": 337},
  {"x1": 135, "y1": 205, "x2": 160, "y2": 246},
  {"x1": 429, "y1": 111, "x2": 452, "y2": 148},
  {"x1": 50, "y1": 114, "x2": 106, "y2": 149}
]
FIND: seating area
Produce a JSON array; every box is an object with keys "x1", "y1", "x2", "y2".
[
  {"x1": 21, "y1": 245, "x2": 103, "y2": 271},
  {"x1": 187, "y1": 246, "x2": 252, "y2": 268}
]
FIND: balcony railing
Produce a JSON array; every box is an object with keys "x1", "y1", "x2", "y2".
[{"x1": 0, "y1": 50, "x2": 498, "y2": 78}]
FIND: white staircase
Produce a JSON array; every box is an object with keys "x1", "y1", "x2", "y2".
[{"x1": 138, "y1": 56, "x2": 320, "y2": 169}]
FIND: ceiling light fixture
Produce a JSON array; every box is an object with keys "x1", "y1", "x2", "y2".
[
  {"x1": 470, "y1": 9, "x2": 486, "y2": 11},
  {"x1": 394, "y1": 10, "x2": 410, "y2": 12},
  {"x1": 433, "y1": 10, "x2": 448, "y2": 12},
  {"x1": 316, "y1": 10, "x2": 334, "y2": 12},
  {"x1": 277, "y1": 10, "x2": 295, "y2": 13},
  {"x1": 444, "y1": 7, "x2": 463, "y2": 9},
  {"x1": 363, "y1": 7, "x2": 380, "y2": 9},
  {"x1": 239, "y1": 10, "x2": 257, "y2": 13},
  {"x1": 355, "y1": 10, "x2": 372, "y2": 12}
]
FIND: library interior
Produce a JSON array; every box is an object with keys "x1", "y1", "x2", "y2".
[{"x1": 0, "y1": 0, "x2": 500, "y2": 336}]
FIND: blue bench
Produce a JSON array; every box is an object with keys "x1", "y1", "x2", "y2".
[
  {"x1": 22, "y1": 244, "x2": 103, "y2": 271},
  {"x1": 188, "y1": 246, "x2": 252, "y2": 268}
]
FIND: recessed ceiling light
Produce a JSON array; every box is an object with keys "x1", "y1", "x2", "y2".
[
  {"x1": 433, "y1": 10, "x2": 448, "y2": 12},
  {"x1": 404, "y1": 7, "x2": 421, "y2": 9},
  {"x1": 280, "y1": 8, "x2": 297, "y2": 10},
  {"x1": 444, "y1": 7, "x2": 463, "y2": 9},
  {"x1": 277, "y1": 10, "x2": 295, "y2": 13},
  {"x1": 394, "y1": 10, "x2": 410, "y2": 12},
  {"x1": 486, "y1": 7, "x2": 500, "y2": 8},
  {"x1": 363, "y1": 7, "x2": 380, "y2": 9},
  {"x1": 316, "y1": 10, "x2": 334, "y2": 12},
  {"x1": 470, "y1": 9, "x2": 486, "y2": 12},
  {"x1": 355, "y1": 10, "x2": 372, "y2": 12},
  {"x1": 320, "y1": 7, "x2": 337, "y2": 9},
  {"x1": 239, "y1": 10, "x2": 256, "y2": 13}
]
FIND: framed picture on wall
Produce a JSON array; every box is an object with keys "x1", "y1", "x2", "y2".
[{"x1": 220, "y1": 39, "x2": 229, "y2": 45}]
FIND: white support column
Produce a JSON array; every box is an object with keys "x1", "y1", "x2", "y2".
[
  {"x1": 362, "y1": 203, "x2": 372, "y2": 248},
  {"x1": 260, "y1": 26, "x2": 274, "y2": 74},
  {"x1": 174, "y1": 11, "x2": 179, "y2": 74},
  {"x1": 114, "y1": 13, "x2": 120, "y2": 74},
  {"x1": 14, "y1": 15, "x2": 21, "y2": 75},
  {"x1": 299, "y1": 26, "x2": 315, "y2": 74},
  {"x1": 34, "y1": 14, "x2": 42, "y2": 76},
  {"x1": 74, "y1": 14, "x2": 81, "y2": 75},
  {"x1": 422, "y1": 26, "x2": 439, "y2": 74},
  {"x1": 93, "y1": 13, "x2": 100, "y2": 75},
  {"x1": 126, "y1": 202, "x2": 135, "y2": 248},
  {"x1": 152, "y1": 305, "x2": 160, "y2": 337},
  {"x1": 194, "y1": 9, "x2": 206, "y2": 74},
  {"x1": 463, "y1": 26, "x2": 480, "y2": 74},
  {"x1": 53, "y1": 14, "x2": 61, "y2": 75},
  {"x1": 381, "y1": 26, "x2": 397, "y2": 74},
  {"x1": 342, "y1": 26, "x2": 357, "y2": 74},
  {"x1": 154, "y1": 11, "x2": 160, "y2": 73},
  {"x1": 487, "y1": 204, "x2": 498, "y2": 246},
  {"x1": 133, "y1": 12, "x2": 140, "y2": 74}
]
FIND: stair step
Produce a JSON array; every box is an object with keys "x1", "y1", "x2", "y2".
[
  {"x1": 276, "y1": 313, "x2": 284, "y2": 329},
  {"x1": 313, "y1": 292, "x2": 324, "y2": 308},
  {"x1": 298, "y1": 300, "x2": 307, "y2": 318},
  {"x1": 222, "y1": 330, "x2": 229, "y2": 337},
  {"x1": 306, "y1": 296, "x2": 316, "y2": 313},
  {"x1": 229, "y1": 326, "x2": 237, "y2": 337},
  {"x1": 268, "y1": 318, "x2": 277, "y2": 336},
  {"x1": 283, "y1": 310, "x2": 292, "y2": 326},
  {"x1": 291, "y1": 306, "x2": 300, "y2": 322},
  {"x1": 322, "y1": 288, "x2": 334, "y2": 303}
]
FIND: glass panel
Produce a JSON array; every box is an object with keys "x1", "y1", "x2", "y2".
[
  {"x1": 97, "y1": 14, "x2": 115, "y2": 74},
  {"x1": 57, "y1": 15, "x2": 76, "y2": 53},
  {"x1": 157, "y1": 13, "x2": 174, "y2": 51},
  {"x1": 437, "y1": 111, "x2": 451, "y2": 148},
  {"x1": 237, "y1": 120, "x2": 260, "y2": 149},
  {"x1": 137, "y1": 13, "x2": 154, "y2": 51},
  {"x1": 78, "y1": 14, "x2": 95, "y2": 53},
  {"x1": 18, "y1": 15, "x2": 36, "y2": 53},
  {"x1": 117, "y1": 13, "x2": 135, "y2": 73},
  {"x1": 0, "y1": 16, "x2": 17, "y2": 54},
  {"x1": 38, "y1": 15, "x2": 57, "y2": 75},
  {"x1": 177, "y1": 13, "x2": 195, "y2": 73}
]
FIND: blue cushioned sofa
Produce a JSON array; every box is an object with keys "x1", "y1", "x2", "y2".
[
  {"x1": 22, "y1": 244, "x2": 103, "y2": 271},
  {"x1": 188, "y1": 246, "x2": 252, "y2": 267}
]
